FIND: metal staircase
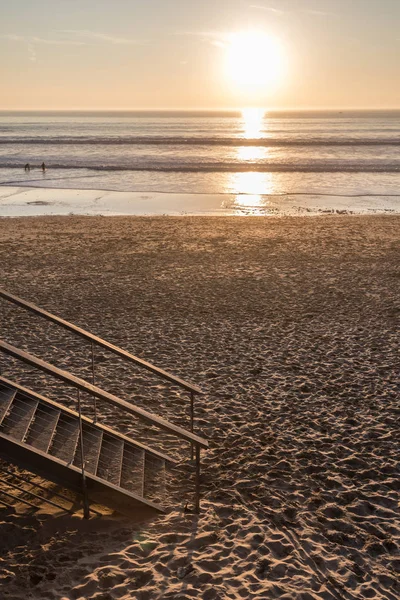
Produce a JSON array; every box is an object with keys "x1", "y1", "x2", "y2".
[
  {"x1": 0, "y1": 377, "x2": 173, "y2": 515},
  {"x1": 0, "y1": 288, "x2": 208, "y2": 518}
]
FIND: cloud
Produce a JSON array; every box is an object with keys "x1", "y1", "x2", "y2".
[
  {"x1": 249, "y1": 5, "x2": 335, "y2": 17},
  {"x1": 302, "y1": 9, "x2": 335, "y2": 16},
  {"x1": 1, "y1": 33, "x2": 84, "y2": 46},
  {"x1": 31, "y1": 36, "x2": 84, "y2": 46},
  {"x1": 176, "y1": 31, "x2": 231, "y2": 47},
  {"x1": 1, "y1": 30, "x2": 139, "y2": 47},
  {"x1": 249, "y1": 4, "x2": 285, "y2": 15},
  {"x1": 1, "y1": 32, "x2": 88, "y2": 63},
  {"x1": 27, "y1": 44, "x2": 36, "y2": 62},
  {"x1": 59, "y1": 30, "x2": 139, "y2": 45},
  {"x1": 1, "y1": 29, "x2": 139, "y2": 62},
  {"x1": 1, "y1": 34, "x2": 25, "y2": 42}
]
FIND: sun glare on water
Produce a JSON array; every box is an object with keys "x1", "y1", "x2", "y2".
[
  {"x1": 225, "y1": 31, "x2": 283, "y2": 93},
  {"x1": 242, "y1": 107, "x2": 265, "y2": 138}
]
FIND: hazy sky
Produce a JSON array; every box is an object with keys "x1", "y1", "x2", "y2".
[{"x1": 1, "y1": 0, "x2": 400, "y2": 110}]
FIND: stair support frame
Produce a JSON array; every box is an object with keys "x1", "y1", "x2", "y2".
[
  {"x1": 77, "y1": 389, "x2": 90, "y2": 519},
  {"x1": 195, "y1": 445, "x2": 201, "y2": 514},
  {"x1": 91, "y1": 342, "x2": 97, "y2": 423},
  {"x1": 190, "y1": 391, "x2": 195, "y2": 460},
  {"x1": 0, "y1": 334, "x2": 208, "y2": 514}
]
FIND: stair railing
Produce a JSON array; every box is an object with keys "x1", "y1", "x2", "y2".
[
  {"x1": 0, "y1": 288, "x2": 202, "y2": 444},
  {"x1": 0, "y1": 340, "x2": 208, "y2": 513}
]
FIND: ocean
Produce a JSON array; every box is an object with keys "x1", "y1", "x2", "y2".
[{"x1": 1, "y1": 110, "x2": 400, "y2": 215}]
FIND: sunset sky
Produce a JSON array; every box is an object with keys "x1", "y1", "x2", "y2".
[{"x1": 1, "y1": 0, "x2": 400, "y2": 110}]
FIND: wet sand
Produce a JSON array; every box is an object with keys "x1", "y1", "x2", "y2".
[
  {"x1": 1, "y1": 185, "x2": 399, "y2": 216},
  {"x1": 0, "y1": 214, "x2": 399, "y2": 600}
]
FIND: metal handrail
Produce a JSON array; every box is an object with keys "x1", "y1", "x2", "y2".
[
  {"x1": 0, "y1": 340, "x2": 208, "y2": 449},
  {"x1": 0, "y1": 288, "x2": 202, "y2": 395}
]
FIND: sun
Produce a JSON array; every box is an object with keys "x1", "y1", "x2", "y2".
[{"x1": 225, "y1": 31, "x2": 283, "y2": 93}]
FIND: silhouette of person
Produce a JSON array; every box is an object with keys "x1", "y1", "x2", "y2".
[
  {"x1": 24, "y1": 163, "x2": 31, "y2": 172},
  {"x1": 41, "y1": 162, "x2": 46, "y2": 172}
]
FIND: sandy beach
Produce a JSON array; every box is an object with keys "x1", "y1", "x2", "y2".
[{"x1": 0, "y1": 214, "x2": 399, "y2": 600}]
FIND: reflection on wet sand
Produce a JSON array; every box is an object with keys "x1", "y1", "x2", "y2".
[
  {"x1": 221, "y1": 170, "x2": 279, "y2": 214},
  {"x1": 233, "y1": 194, "x2": 267, "y2": 215},
  {"x1": 221, "y1": 193, "x2": 276, "y2": 215},
  {"x1": 231, "y1": 171, "x2": 276, "y2": 195}
]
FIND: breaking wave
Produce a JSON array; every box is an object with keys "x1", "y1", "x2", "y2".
[{"x1": 1, "y1": 136, "x2": 400, "y2": 147}]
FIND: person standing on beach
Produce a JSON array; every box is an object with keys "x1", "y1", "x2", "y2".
[
  {"x1": 24, "y1": 163, "x2": 30, "y2": 171},
  {"x1": 41, "y1": 162, "x2": 46, "y2": 172}
]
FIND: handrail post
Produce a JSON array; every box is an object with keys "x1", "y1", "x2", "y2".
[
  {"x1": 190, "y1": 391, "x2": 194, "y2": 460},
  {"x1": 77, "y1": 389, "x2": 90, "y2": 519},
  {"x1": 91, "y1": 342, "x2": 97, "y2": 423},
  {"x1": 195, "y1": 445, "x2": 201, "y2": 513}
]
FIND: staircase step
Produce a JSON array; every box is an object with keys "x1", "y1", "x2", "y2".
[
  {"x1": 0, "y1": 396, "x2": 38, "y2": 442},
  {"x1": 143, "y1": 455, "x2": 166, "y2": 503},
  {"x1": 24, "y1": 404, "x2": 61, "y2": 453},
  {"x1": 0, "y1": 385, "x2": 17, "y2": 425},
  {"x1": 96, "y1": 434, "x2": 124, "y2": 486},
  {"x1": 120, "y1": 444, "x2": 145, "y2": 496},
  {"x1": 73, "y1": 425, "x2": 103, "y2": 475},
  {"x1": 49, "y1": 415, "x2": 80, "y2": 463},
  {"x1": 0, "y1": 377, "x2": 170, "y2": 515}
]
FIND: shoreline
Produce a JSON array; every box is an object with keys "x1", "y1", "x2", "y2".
[{"x1": 1, "y1": 185, "x2": 399, "y2": 217}]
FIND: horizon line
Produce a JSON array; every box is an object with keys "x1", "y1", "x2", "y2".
[{"x1": 1, "y1": 107, "x2": 400, "y2": 113}]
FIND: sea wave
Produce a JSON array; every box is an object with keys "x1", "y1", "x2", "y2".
[
  {"x1": 1, "y1": 136, "x2": 400, "y2": 147},
  {"x1": 1, "y1": 162, "x2": 400, "y2": 173}
]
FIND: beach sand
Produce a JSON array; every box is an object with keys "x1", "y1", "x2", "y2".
[{"x1": 0, "y1": 214, "x2": 399, "y2": 599}]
